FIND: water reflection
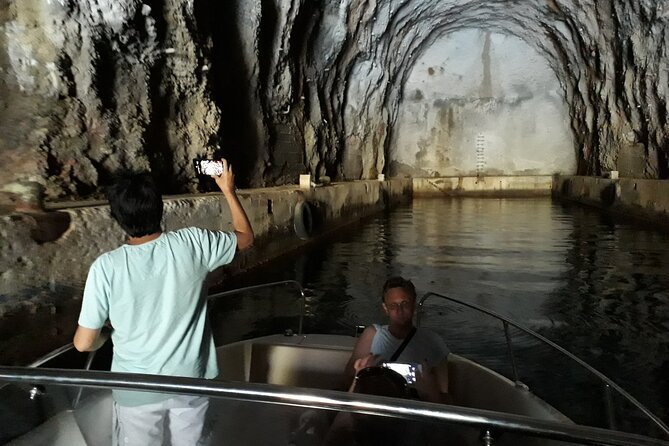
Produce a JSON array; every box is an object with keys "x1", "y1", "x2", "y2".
[
  {"x1": 219, "y1": 198, "x2": 669, "y2": 430},
  {"x1": 541, "y1": 203, "x2": 669, "y2": 429}
]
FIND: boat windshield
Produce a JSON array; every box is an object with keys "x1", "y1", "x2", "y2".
[
  {"x1": 0, "y1": 367, "x2": 667, "y2": 446},
  {"x1": 206, "y1": 281, "x2": 669, "y2": 441},
  {"x1": 207, "y1": 281, "x2": 669, "y2": 440},
  {"x1": 2, "y1": 281, "x2": 668, "y2": 446},
  {"x1": 417, "y1": 291, "x2": 669, "y2": 441}
]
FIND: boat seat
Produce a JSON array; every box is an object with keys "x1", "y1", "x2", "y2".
[
  {"x1": 249, "y1": 342, "x2": 351, "y2": 391},
  {"x1": 7, "y1": 410, "x2": 87, "y2": 446},
  {"x1": 445, "y1": 354, "x2": 570, "y2": 422},
  {"x1": 216, "y1": 334, "x2": 356, "y2": 391},
  {"x1": 7, "y1": 390, "x2": 112, "y2": 446}
]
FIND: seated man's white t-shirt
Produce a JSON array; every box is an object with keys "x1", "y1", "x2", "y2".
[{"x1": 370, "y1": 324, "x2": 450, "y2": 367}]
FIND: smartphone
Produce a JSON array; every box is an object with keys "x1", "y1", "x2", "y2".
[
  {"x1": 193, "y1": 159, "x2": 223, "y2": 176},
  {"x1": 382, "y1": 362, "x2": 420, "y2": 385}
]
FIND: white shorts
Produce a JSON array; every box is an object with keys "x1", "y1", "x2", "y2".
[{"x1": 113, "y1": 395, "x2": 209, "y2": 446}]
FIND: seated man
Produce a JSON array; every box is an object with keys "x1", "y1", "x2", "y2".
[
  {"x1": 345, "y1": 276, "x2": 451, "y2": 403},
  {"x1": 321, "y1": 277, "x2": 452, "y2": 445}
]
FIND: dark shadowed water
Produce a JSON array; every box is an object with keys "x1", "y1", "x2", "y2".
[{"x1": 211, "y1": 197, "x2": 669, "y2": 437}]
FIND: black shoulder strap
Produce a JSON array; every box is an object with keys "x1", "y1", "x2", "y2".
[{"x1": 389, "y1": 326, "x2": 417, "y2": 362}]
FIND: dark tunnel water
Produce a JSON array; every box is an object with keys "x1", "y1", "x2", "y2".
[{"x1": 214, "y1": 197, "x2": 669, "y2": 437}]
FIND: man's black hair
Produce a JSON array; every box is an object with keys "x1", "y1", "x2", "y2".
[
  {"x1": 381, "y1": 276, "x2": 417, "y2": 302},
  {"x1": 106, "y1": 171, "x2": 163, "y2": 237}
]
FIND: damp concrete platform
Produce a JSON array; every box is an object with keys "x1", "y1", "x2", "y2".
[
  {"x1": 413, "y1": 175, "x2": 553, "y2": 197},
  {"x1": 552, "y1": 175, "x2": 669, "y2": 225}
]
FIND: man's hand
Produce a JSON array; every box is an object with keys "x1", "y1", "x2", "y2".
[
  {"x1": 347, "y1": 354, "x2": 383, "y2": 392},
  {"x1": 353, "y1": 354, "x2": 382, "y2": 373},
  {"x1": 213, "y1": 159, "x2": 235, "y2": 196},
  {"x1": 415, "y1": 361, "x2": 443, "y2": 403},
  {"x1": 211, "y1": 158, "x2": 254, "y2": 250}
]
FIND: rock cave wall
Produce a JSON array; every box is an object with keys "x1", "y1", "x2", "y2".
[{"x1": 1, "y1": 0, "x2": 668, "y2": 206}]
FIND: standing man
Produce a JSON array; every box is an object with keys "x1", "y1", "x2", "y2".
[{"x1": 73, "y1": 159, "x2": 253, "y2": 445}]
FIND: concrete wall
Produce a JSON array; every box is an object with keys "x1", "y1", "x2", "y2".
[
  {"x1": 414, "y1": 176, "x2": 553, "y2": 197},
  {"x1": 0, "y1": 179, "x2": 411, "y2": 365},
  {"x1": 391, "y1": 29, "x2": 576, "y2": 178},
  {"x1": 553, "y1": 175, "x2": 669, "y2": 223}
]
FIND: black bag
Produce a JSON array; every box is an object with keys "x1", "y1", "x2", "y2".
[
  {"x1": 352, "y1": 327, "x2": 419, "y2": 398},
  {"x1": 353, "y1": 366, "x2": 408, "y2": 399}
]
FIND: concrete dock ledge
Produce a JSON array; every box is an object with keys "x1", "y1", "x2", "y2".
[
  {"x1": 552, "y1": 175, "x2": 669, "y2": 225},
  {"x1": 413, "y1": 175, "x2": 554, "y2": 197}
]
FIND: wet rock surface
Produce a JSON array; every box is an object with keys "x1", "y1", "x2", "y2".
[{"x1": 1, "y1": 1, "x2": 668, "y2": 202}]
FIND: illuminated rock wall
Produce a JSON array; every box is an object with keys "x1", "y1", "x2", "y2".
[{"x1": 1, "y1": 1, "x2": 667, "y2": 207}]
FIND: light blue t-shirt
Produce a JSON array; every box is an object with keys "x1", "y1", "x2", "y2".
[
  {"x1": 370, "y1": 324, "x2": 450, "y2": 367},
  {"x1": 78, "y1": 227, "x2": 236, "y2": 404}
]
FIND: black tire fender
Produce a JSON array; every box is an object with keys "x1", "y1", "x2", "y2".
[{"x1": 293, "y1": 201, "x2": 313, "y2": 240}]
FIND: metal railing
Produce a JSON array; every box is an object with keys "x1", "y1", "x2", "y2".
[
  {"x1": 416, "y1": 291, "x2": 669, "y2": 438},
  {"x1": 21, "y1": 280, "x2": 309, "y2": 371},
  {"x1": 6, "y1": 280, "x2": 308, "y2": 405},
  {"x1": 0, "y1": 367, "x2": 666, "y2": 446},
  {"x1": 27, "y1": 343, "x2": 76, "y2": 368},
  {"x1": 207, "y1": 280, "x2": 309, "y2": 335},
  {"x1": 10, "y1": 281, "x2": 668, "y2": 443}
]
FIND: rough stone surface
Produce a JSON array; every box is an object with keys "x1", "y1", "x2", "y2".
[
  {"x1": 0, "y1": 179, "x2": 409, "y2": 302},
  {"x1": 2, "y1": 0, "x2": 668, "y2": 204},
  {"x1": 0, "y1": 0, "x2": 220, "y2": 202}
]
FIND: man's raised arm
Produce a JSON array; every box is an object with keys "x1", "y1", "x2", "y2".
[{"x1": 214, "y1": 159, "x2": 254, "y2": 251}]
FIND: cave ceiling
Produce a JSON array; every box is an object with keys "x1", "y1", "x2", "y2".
[{"x1": 0, "y1": 0, "x2": 667, "y2": 202}]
